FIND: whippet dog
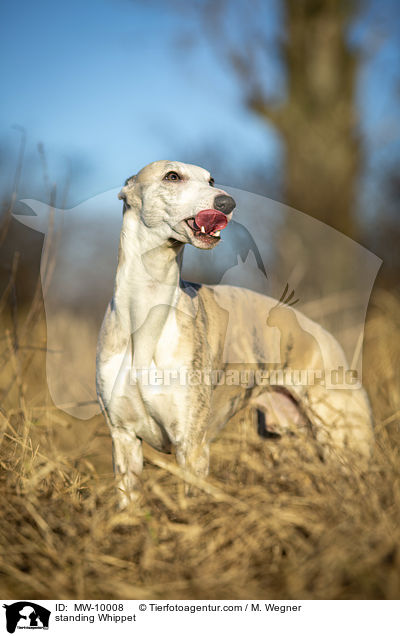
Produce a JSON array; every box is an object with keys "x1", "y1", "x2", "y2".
[{"x1": 96, "y1": 160, "x2": 373, "y2": 506}]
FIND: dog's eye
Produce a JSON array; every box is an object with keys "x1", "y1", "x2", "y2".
[
  {"x1": 163, "y1": 171, "x2": 181, "y2": 182},
  {"x1": 209, "y1": 177, "x2": 215, "y2": 187}
]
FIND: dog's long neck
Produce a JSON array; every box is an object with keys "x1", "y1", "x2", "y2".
[{"x1": 113, "y1": 210, "x2": 184, "y2": 366}]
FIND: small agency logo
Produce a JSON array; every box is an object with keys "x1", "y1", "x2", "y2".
[{"x1": 2, "y1": 603, "x2": 50, "y2": 633}]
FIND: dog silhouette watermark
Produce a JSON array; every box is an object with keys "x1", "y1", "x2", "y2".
[{"x1": 3, "y1": 602, "x2": 50, "y2": 634}]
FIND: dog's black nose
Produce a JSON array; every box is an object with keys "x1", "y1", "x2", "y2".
[{"x1": 213, "y1": 194, "x2": 236, "y2": 215}]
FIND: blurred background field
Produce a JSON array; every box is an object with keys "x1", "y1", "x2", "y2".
[{"x1": 0, "y1": 0, "x2": 400, "y2": 599}]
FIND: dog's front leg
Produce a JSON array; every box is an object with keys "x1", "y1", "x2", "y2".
[
  {"x1": 175, "y1": 435, "x2": 211, "y2": 496},
  {"x1": 111, "y1": 428, "x2": 143, "y2": 508}
]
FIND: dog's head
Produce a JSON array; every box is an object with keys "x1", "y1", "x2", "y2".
[{"x1": 118, "y1": 160, "x2": 235, "y2": 249}]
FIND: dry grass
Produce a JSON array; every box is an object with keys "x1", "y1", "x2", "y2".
[{"x1": 0, "y1": 283, "x2": 400, "y2": 600}]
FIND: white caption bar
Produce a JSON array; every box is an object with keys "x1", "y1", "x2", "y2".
[{"x1": 1, "y1": 600, "x2": 398, "y2": 636}]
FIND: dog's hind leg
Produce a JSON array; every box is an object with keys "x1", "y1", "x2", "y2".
[{"x1": 299, "y1": 385, "x2": 374, "y2": 460}]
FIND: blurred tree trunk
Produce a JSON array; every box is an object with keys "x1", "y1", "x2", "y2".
[{"x1": 250, "y1": 0, "x2": 360, "y2": 238}]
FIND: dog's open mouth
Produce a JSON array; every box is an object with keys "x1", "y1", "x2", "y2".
[{"x1": 185, "y1": 209, "x2": 228, "y2": 242}]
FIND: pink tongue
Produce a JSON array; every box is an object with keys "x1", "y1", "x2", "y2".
[{"x1": 195, "y1": 209, "x2": 228, "y2": 234}]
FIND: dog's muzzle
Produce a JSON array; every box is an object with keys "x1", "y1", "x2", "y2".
[{"x1": 184, "y1": 194, "x2": 236, "y2": 245}]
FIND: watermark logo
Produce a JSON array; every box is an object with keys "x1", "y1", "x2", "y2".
[
  {"x1": 130, "y1": 365, "x2": 360, "y2": 390},
  {"x1": 13, "y1": 184, "x2": 382, "y2": 417},
  {"x1": 3, "y1": 603, "x2": 50, "y2": 633}
]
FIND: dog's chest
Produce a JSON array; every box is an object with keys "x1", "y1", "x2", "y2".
[
  {"x1": 153, "y1": 309, "x2": 194, "y2": 367},
  {"x1": 139, "y1": 311, "x2": 203, "y2": 438}
]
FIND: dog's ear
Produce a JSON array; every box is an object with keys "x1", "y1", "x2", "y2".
[
  {"x1": 118, "y1": 174, "x2": 137, "y2": 201},
  {"x1": 118, "y1": 174, "x2": 141, "y2": 213}
]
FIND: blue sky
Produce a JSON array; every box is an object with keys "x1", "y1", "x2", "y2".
[
  {"x1": 0, "y1": 0, "x2": 399, "y2": 210},
  {"x1": 0, "y1": 0, "x2": 278, "y2": 202}
]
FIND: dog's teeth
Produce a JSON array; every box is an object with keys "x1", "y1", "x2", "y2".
[
  {"x1": 214, "y1": 230, "x2": 220, "y2": 237},
  {"x1": 201, "y1": 226, "x2": 206, "y2": 233}
]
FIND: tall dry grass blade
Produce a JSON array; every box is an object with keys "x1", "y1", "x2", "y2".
[{"x1": 0, "y1": 126, "x2": 26, "y2": 247}]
